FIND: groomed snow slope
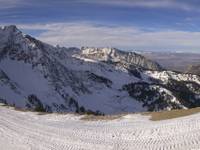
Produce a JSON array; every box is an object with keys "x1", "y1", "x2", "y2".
[{"x1": 1, "y1": 105, "x2": 200, "y2": 150}]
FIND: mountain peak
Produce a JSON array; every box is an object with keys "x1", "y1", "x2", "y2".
[
  {"x1": 0, "y1": 25, "x2": 19, "y2": 33},
  {"x1": 0, "y1": 25, "x2": 200, "y2": 115},
  {"x1": 80, "y1": 47, "x2": 163, "y2": 71},
  {"x1": 0, "y1": 25, "x2": 22, "y2": 43},
  {"x1": 81, "y1": 47, "x2": 117, "y2": 57}
]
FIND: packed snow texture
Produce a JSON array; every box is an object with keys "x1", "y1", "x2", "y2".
[{"x1": 0, "y1": 105, "x2": 200, "y2": 150}]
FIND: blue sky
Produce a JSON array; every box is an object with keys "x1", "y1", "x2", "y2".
[{"x1": 1, "y1": 0, "x2": 200, "y2": 52}]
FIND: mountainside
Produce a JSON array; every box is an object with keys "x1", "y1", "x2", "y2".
[
  {"x1": 0, "y1": 25, "x2": 200, "y2": 114},
  {"x1": 80, "y1": 47, "x2": 163, "y2": 71}
]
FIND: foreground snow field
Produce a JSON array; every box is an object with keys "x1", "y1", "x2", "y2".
[{"x1": 0, "y1": 105, "x2": 200, "y2": 150}]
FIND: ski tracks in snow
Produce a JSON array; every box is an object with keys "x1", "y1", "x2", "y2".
[{"x1": 0, "y1": 107, "x2": 200, "y2": 150}]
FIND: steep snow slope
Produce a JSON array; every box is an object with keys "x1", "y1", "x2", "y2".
[
  {"x1": 0, "y1": 105, "x2": 200, "y2": 150},
  {"x1": 0, "y1": 25, "x2": 147, "y2": 114},
  {"x1": 0, "y1": 25, "x2": 200, "y2": 114}
]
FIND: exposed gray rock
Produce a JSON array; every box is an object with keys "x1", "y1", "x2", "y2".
[
  {"x1": 80, "y1": 47, "x2": 163, "y2": 71},
  {"x1": 0, "y1": 25, "x2": 200, "y2": 114}
]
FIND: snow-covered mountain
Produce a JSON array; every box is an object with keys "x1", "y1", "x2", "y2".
[
  {"x1": 80, "y1": 47, "x2": 163, "y2": 71},
  {"x1": 0, "y1": 25, "x2": 200, "y2": 114}
]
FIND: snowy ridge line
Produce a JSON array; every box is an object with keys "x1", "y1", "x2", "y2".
[
  {"x1": 0, "y1": 25, "x2": 200, "y2": 114},
  {"x1": 1, "y1": 106, "x2": 200, "y2": 150}
]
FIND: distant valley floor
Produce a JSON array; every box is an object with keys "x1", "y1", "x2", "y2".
[{"x1": 142, "y1": 51, "x2": 200, "y2": 73}]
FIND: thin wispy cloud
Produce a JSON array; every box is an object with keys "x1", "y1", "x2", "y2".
[
  {"x1": 0, "y1": 0, "x2": 198, "y2": 11},
  {"x1": 81, "y1": 0, "x2": 197, "y2": 11},
  {"x1": 1, "y1": 0, "x2": 200, "y2": 52},
  {"x1": 0, "y1": 0, "x2": 25, "y2": 9},
  {"x1": 16, "y1": 22, "x2": 200, "y2": 52}
]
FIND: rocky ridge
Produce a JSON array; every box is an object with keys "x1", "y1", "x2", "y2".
[{"x1": 0, "y1": 25, "x2": 200, "y2": 114}]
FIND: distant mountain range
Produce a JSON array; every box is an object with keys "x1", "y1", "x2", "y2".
[{"x1": 0, "y1": 25, "x2": 200, "y2": 114}]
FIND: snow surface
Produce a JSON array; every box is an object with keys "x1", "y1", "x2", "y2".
[
  {"x1": 0, "y1": 59, "x2": 66, "y2": 108},
  {"x1": 1, "y1": 25, "x2": 200, "y2": 114},
  {"x1": 1, "y1": 105, "x2": 200, "y2": 150},
  {"x1": 145, "y1": 70, "x2": 200, "y2": 85}
]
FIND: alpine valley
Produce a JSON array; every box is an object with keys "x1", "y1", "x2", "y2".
[{"x1": 0, "y1": 25, "x2": 200, "y2": 115}]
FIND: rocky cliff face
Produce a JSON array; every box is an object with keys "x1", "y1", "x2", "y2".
[
  {"x1": 0, "y1": 25, "x2": 200, "y2": 114},
  {"x1": 80, "y1": 47, "x2": 163, "y2": 71}
]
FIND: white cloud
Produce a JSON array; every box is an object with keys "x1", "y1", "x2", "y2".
[{"x1": 16, "y1": 22, "x2": 200, "y2": 52}]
